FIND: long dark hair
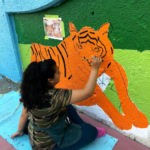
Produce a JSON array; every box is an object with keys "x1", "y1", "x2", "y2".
[{"x1": 21, "y1": 59, "x2": 56, "y2": 110}]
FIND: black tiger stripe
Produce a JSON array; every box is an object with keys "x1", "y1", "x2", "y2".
[
  {"x1": 68, "y1": 75, "x2": 72, "y2": 80},
  {"x1": 32, "y1": 45, "x2": 38, "y2": 57},
  {"x1": 31, "y1": 46, "x2": 34, "y2": 55},
  {"x1": 90, "y1": 32, "x2": 95, "y2": 34},
  {"x1": 77, "y1": 37, "x2": 82, "y2": 49},
  {"x1": 72, "y1": 35, "x2": 76, "y2": 40},
  {"x1": 61, "y1": 43, "x2": 68, "y2": 57},
  {"x1": 79, "y1": 34, "x2": 98, "y2": 43},
  {"x1": 56, "y1": 46, "x2": 67, "y2": 77},
  {"x1": 107, "y1": 62, "x2": 111, "y2": 68},
  {"x1": 38, "y1": 44, "x2": 46, "y2": 60},
  {"x1": 32, "y1": 45, "x2": 39, "y2": 61},
  {"x1": 96, "y1": 45, "x2": 104, "y2": 56},
  {"x1": 38, "y1": 50, "x2": 43, "y2": 61},
  {"x1": 57, "y1": 54, "x2": 60, "y2": 67},
  {"x1": 44, "y1": 48, "x2": 49, "y2": 57},
  {"x1": 79, "y1": 30, "x2": 88, "y2": 35},
  {"x1": 31, "y1": 46, "x2": 36, "y2": 61},
  {"x1": 100, "y1": 49, "x2": 106, "y2": 58},
  {"x1": 47, "y1": 49, "x2": 52, "y2": 59},
  {"x1": 63, "y1": 41, "x2": 67, "y2": 47},
  {"x1": 49, "y1": 47, "x2": 56, "y2": 56},
  {"x1": 80, "y1": 40, "x2": 95, "y2": 45},
  {"x1": 98, "y1": 39, "x2": 107, "y2": 58},
  {"x1": 111, "y1": 47, "x2": 114, "y2": 54}
]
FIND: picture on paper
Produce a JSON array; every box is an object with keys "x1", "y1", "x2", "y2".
[{"x1": 43, "y1": 17, "x2": 63, "y2": 40}]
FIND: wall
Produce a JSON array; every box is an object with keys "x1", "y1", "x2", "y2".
[
  {"x1": 14, "y1": 0, "x2": 150, "y2": 50},
  {"x1": 0, "y1": 0, "x2": 65, "y2": 82}
]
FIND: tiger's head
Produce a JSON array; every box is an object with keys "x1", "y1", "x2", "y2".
[{"x1": 69, "y1": 22, "x2": 114, "y2": 63}]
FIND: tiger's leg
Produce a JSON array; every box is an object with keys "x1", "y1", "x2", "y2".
[
  {"x1": 77, "y1": 84, "x2": 133, "y2": 130},
  {"x1": 76, "y1": 64, "x2": 133, "y2": 129},
  {"x1": 94, "y1": 87, "x2": 132, "y2": 130},
  {"x1": 107, "y1": 61, "x2": 148, "y2": 128}
]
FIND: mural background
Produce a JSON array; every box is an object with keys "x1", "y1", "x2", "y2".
[{"x1": 14, "y1": 0, "x2": 150, "y2": 122}]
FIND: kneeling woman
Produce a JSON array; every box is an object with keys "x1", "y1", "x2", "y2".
[{"x1": 11, "y1": 57, "x2": 106, "y2": 150}]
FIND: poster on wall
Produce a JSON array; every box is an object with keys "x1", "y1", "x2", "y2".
[{"x1": 43, "y1": 15, "x2": 65, "y2": 40}]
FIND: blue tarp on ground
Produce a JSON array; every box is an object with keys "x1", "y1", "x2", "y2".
[{"x1": 0, "y1": 91, "x2": 118, "y2": 150}]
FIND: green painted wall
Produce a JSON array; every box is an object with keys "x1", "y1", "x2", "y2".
[{"x1": 14, "y1": 0, "x2": 150, "y2": 51}]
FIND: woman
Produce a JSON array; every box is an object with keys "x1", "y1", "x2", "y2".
[{"x1": 11, "y1": 57, "x2": 106, "y2": 150}]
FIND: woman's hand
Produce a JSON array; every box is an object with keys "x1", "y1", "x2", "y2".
[
  {"x1": 11, "y1": 107, "x2": 28, "y2": 139},
  {"x1": 70, "y1": 56, "x2": 103, "y2": 104},
  {"x1": 11, "y1": 130, "x2": 23, "y2": 139},
  {"x1": 90, "y1": 56, "x2": 102, "y2": 70}
]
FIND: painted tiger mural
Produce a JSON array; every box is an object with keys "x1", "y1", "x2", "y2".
[{"x1": 31, "y1": 22, "x2": 148, "y2": 130}]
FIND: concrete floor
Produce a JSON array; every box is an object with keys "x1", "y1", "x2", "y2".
[
  {"x1": 0, "y1": 76, "x2": 150, "y2": 150},
  {"x1": 0, "y1": 76, "x2": 20, "y2": 94}
]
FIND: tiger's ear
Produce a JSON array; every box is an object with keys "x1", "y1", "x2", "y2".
[
  {"x1": 98, "y1": 22, "x2": 110, "y2": 37},
  {"x1": 69, "y1": 22, "x2": 77, "y2": 34}
]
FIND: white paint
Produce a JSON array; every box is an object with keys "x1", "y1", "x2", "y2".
[{"x1": 97, "y1": 73, "x2": 111, "y2": 91}]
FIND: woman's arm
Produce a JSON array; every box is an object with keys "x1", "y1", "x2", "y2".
[
  {"x1": 11, "y1": 106, "x2": 28, "y2": 138},
  {"x1": 70, "y1": 56, "x2": 102, "y2": 103}
]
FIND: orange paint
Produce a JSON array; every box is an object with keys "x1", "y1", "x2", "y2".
[{"x1": 31, "y1": 22, "x2": 148, "y2": 130}]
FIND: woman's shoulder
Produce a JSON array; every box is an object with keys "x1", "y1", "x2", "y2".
[
  {"x1": 48, "y1": 88, "x2": 71, "y2": 94},
  {"x1": 48, "y1": 88, "x2": 72, "y2": 101}
]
